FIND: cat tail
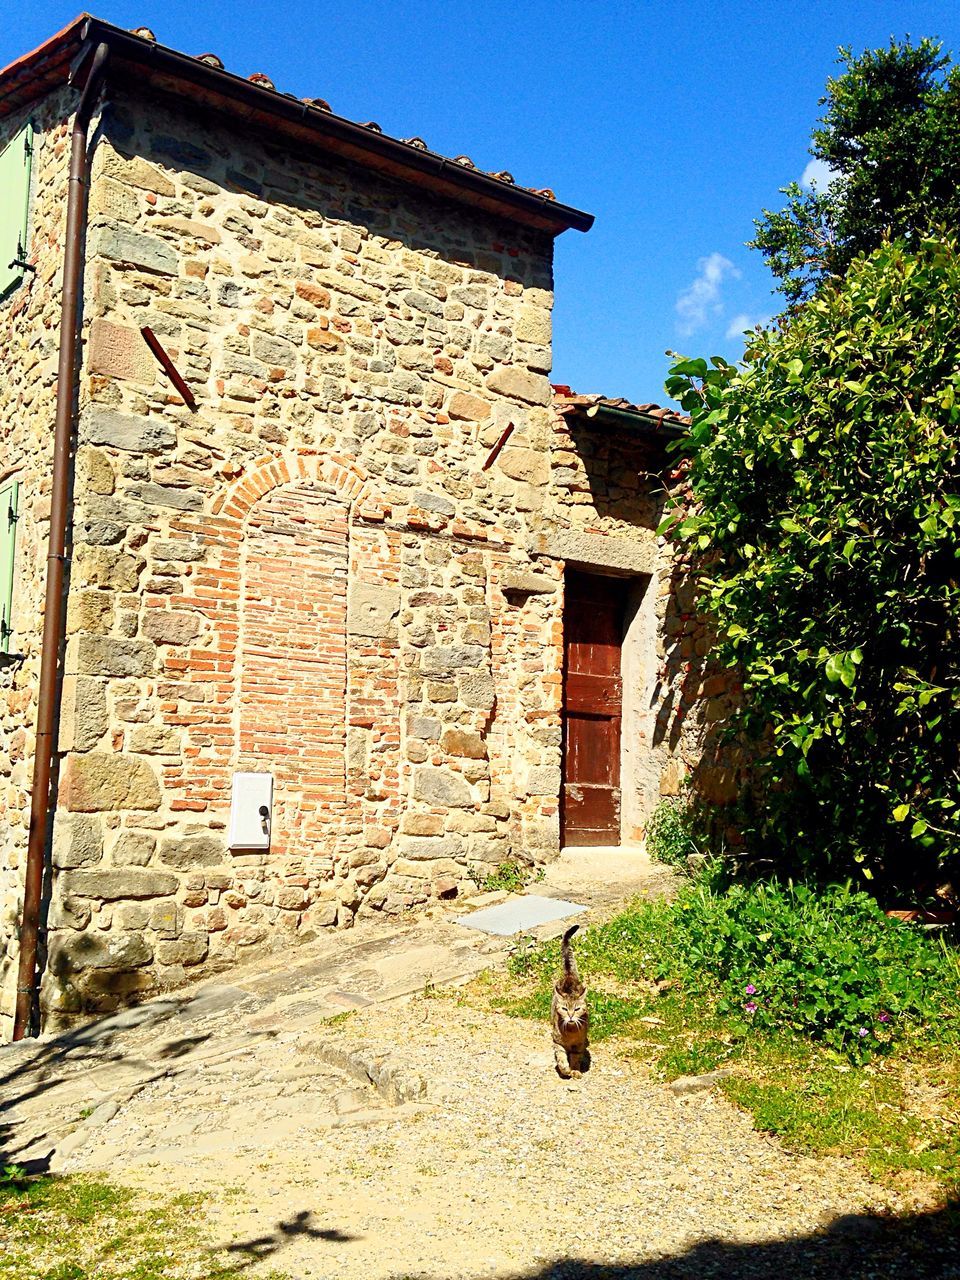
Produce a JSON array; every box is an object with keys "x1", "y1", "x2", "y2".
[{"x1": 561, "y1": 924, "x2": 580, "y2": 983}]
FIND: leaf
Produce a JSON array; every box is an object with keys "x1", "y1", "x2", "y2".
[
  {"x1": 892, "y1": 805, "x2": 910, "y2": 822},
  {"x1": 670, "y1": 358, "x2": 709, "y2": 378}
]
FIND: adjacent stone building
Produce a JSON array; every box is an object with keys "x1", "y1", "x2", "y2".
[{"x1": 0, "y1": 18, "x2": 724, "y2": 1035}]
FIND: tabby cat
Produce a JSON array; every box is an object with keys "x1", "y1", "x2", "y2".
[{"x1": 551, "y1": 924, "x2": 589, "y2": 1078}]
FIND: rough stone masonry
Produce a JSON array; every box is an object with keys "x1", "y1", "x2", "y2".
[{"x1": 0, "y1": 51, "x2": 730, "y2": 1035}]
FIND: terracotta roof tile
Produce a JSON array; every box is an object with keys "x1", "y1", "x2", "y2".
[
  {"x1": 127, "y1": 24, "x2": 556, "y2": 199},
  {"x1": 552, "y1": 386, "x2": 690, "y2": 430}
]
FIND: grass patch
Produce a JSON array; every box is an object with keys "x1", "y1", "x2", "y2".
[
  {"x1": 0, "y1": 1167, "x2": 291, "y2": 1280},
  {"x1": 469, "y1": 872, "x2": 960, "y2": 1204},
  {"x1": 720, "y1": 1041, "x2": 960, "y2": 1197}
]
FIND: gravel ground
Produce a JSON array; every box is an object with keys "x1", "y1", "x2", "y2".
[{"x1": 63, "y1": 994, "x2": 959, "y2": 1279}]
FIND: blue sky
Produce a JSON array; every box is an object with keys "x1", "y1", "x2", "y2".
[{"x1": 4, "y1": 2, "x2": 960, "y2": 404}]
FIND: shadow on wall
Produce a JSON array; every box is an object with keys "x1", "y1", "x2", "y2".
[
  {"x1": 560, "y1": 416, "x2": 666, "y2": 536},
  {"x1": 212, "y1": 1201, "x2": 959, "y2": 1279},
  {"x1": 102, "y1": 100, "x2": 555, "y2": 290},
  {"x1": 560, "y1": 416, "x2": 744, "y2": 815},
  {"x1": 43, "y1": 925, "x2": 162, "y2": 1025},
  {"x1": 651, "y1": 533, "x2": 744, "y2": 812}
]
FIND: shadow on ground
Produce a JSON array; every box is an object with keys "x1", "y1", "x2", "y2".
[
  {"x1": 215, "y1": 1200, "x2": 958, "y2": 1280},
  {"x1": 0, "y1": 996, "x2": 225, "y2": 1171},
  {"x1": 223, "y1": 1210, "x2": 358, "y2": 1270}
]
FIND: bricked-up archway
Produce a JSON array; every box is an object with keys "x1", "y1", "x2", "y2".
[
  {"x1": 157, "y1": 452, "x2": 395, "y2": 846},
  {"x1": 239, "y1": 482, "x2": 349, "y2": 857}
]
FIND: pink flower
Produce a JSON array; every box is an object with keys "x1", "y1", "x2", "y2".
[
  {"x1": 878, "y1": 1012, "x2": 890, "y2": 1023},
  {"x1": 745, "y1": 984, "x2": 757, "y2": 995},
  {"x1": 744, "y1": 1001, "x2": 758, "y2": 1014}
]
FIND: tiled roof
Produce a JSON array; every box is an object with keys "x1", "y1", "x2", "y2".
[
  {"x1": 0, "y1": 15, "x2": 81, "y2": 120},
  {"x1": 0, "y1": 16, "x2": 593, "y2": 236},
  {"x1": 553, "y1": 386, "x2": 690, "y2": 431}
]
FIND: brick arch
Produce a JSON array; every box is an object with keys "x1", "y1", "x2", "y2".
[
  {"x1": 162, "y1": 451, "x2": 391, "y2": 826},
  {"x1": 214, "y1": 451, "x2": 387, "y2": 525}
]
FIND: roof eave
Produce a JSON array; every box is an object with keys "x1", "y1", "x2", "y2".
[
  {"x1": 588, "y1": 403, "x2": 687, "y2": 437},
  {"x1": 2, "y1": 16, "x2": 593, "y2": 236},
  {"x1": 556, "y1": 398, "x2": 688, "y2": 437}
]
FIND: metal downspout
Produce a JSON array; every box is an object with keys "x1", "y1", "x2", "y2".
[{"x1": 13, "y1": 40, "x2": 110, "y2": 1041}]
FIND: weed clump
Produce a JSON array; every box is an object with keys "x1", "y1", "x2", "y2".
[
  {"x1": 473, "y1": 861, "x2": 544, "y2": 894},
  {"x1": 644, "y1": 796, "x2": 702, "y2": 871}
]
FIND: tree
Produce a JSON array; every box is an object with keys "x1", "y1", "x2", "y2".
[
  {"x1": 751, "y1": 39, "x2": 960, "y2": 304},
  {"x1": 665, "y1": 237, "x2": 960, "y2": 895}
]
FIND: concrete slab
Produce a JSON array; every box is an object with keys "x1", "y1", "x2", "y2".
[{"x1": 454, "y1": 894, "x2": 587, "y2": 936}]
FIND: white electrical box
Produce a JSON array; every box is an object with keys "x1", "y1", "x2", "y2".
[{"x1": 228, "y1": 772, "x2": 274, "y2": 850}]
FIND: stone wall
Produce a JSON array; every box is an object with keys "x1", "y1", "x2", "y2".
[
  {"x1": 0, "y1": 91, "x2": 74, "y2": 1039},
  {"x1": 37, "y1": 87, "x2": 572, "y2": 1024}
]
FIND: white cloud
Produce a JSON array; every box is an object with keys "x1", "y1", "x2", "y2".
[
  {"x1": 801, "y1": 157, "x2": 837, "y2": 190},
  {"x1": 675, "y1": 252, "x2": 740, "y2": 336},
  {"x1": 725, "y1": 312, "x2": 771, "y2": 340}
]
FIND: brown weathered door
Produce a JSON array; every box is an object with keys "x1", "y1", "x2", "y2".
[{"x1": 562, "y1": 571, "x2": 625, "y2": 847}]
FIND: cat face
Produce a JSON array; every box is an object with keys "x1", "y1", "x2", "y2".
[{"x1": 554, "y1": 986, "x2": 588, "y2": 1030}]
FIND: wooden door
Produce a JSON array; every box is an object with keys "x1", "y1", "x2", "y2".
[{"x1": 562, "y1": 571, "x2": 625, "y2": 847}]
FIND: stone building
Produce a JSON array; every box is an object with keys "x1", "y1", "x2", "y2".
[{"x1": 0, "y1": 17, "x2": 719, "y2": 1036}]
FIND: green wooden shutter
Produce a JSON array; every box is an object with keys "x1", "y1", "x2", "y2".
[
  {"x1": 0, "y1": 121, "x2": 34, "y2": 299},
  {"x1": 0, "y1": 481, "x2": 19, "y2": 653}
]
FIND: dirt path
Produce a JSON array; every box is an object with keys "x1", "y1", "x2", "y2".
[
  {"x1": 5, "y1": 852, "x2": 954, "y2": 1278},
  {"x1": 57, "y1": 997, "x2": 920, "y2": 1279}
]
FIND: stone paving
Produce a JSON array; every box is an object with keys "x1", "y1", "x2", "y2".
[{"x1": 3, "y1": 847, "x2": 667, "y2": 1176}]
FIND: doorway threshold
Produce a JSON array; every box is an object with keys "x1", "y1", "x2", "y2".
[{"x1": 560, "y1": 842, "x2": 646, "y2": 857}]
